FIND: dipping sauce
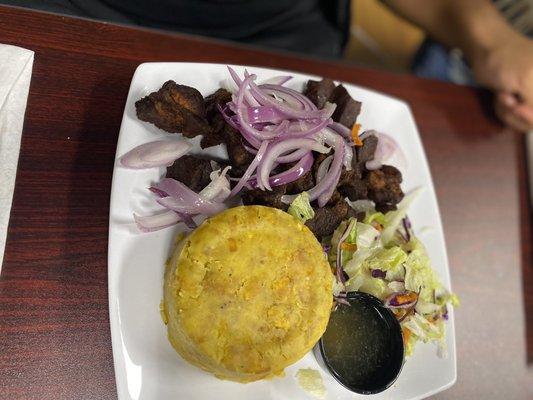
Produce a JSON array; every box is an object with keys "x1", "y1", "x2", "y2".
[{"x1": 319, "y1": 292, "x2": 404, "y2": 394}]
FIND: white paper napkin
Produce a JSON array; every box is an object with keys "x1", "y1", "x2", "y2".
[{"x1": 0, "y1": 44, "x2": 34, "y2": 271}]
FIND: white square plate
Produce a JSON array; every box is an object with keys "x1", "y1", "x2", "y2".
[{"x1": 108, "y1": 63, "x2": 456, "y2": 400}]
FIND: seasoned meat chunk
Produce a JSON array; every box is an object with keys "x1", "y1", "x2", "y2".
[
  {"x1": 338, "y1": 167, "x2": 368, "y2": 201},
  {"x1": 200, "y1": 88, "x2": 233, "y2": 148},
  {"x1": 205, "y1": 88, "x2": 232, "y2": 121},
  {"x1": 303, "y1": 78, "x2": 336, "y2": 109},
  {"x1": 166, "y1": 155, "x2": 213, "y2": 192},
  {"x1": 366, "y1": 165, "x2": 404, "y2": 209},
  {"x1": 200, "y1": 125, "x2": 226, "y2": 148},
  {"x1": 305, "y1": 200, "x2": 351, "y2": 239},
  {"x1": 357, "y1": 134, "x2": 378, "y2": 165},
  {"x1": 241, "y1": 185, "x2": 288, "y2": 210},
  {"x1": 136, "y1": 80, "x2": 212, "y2": 138},
  {"x1": 338, "y1": 166, "x2": 362, "y2": 186},
  {"x1": 224, "y1": 123, "x2": 254, "y2": 176},
  {"x1": 375, "y1": 203, "x2": 398, "y2": 213},
  {"x1": 328, "y1": 85, "x2": 362, "y2": 128}
]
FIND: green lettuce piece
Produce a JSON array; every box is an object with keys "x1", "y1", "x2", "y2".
[
  {"x1": 355, "y1": 222, "x2": 380, "y2": 249},
  {"x1": 345, "y1": 267, "x2": 389, "y2": 299},
  {"x1": 358, "y1": 274, "x2": 389, "y2": 299},
  {"x1": 287, "y1": 192, "x2": 315, "y2": 223},
  {"x1": 364, "y1": 211, "x2": 386, "y2": 226},
  {"x1": 403, "y1": 237, "x2": 443, "y2": 302},
  {"x1": 365, "y1": 247, "x2": 408, "y2": 272},
  {"x1": 380, "y1": 187, "x2": 423, "y2": 245},
  {"x1": 404, "y1": 313, "x2": 445, "y2": 342},
  {"x1": 344, "y1": 247, "x2": 373, "y2": 276}
]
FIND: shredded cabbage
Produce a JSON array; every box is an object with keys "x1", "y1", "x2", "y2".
[
  {"x1": 380, "y1": 187, "x2": 423, "y2": 245},
  {"x1": 327, "y1": 188, "x2": 458, "y2": 358},
  {"x1": 287, "y1": 192, "x2": 315, "y2": 223}
]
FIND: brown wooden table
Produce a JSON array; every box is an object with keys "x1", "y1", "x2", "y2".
[{"x1": 0, "y1": 5, "x2": 532, "y2": 400}]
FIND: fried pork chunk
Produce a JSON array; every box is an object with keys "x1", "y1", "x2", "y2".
[{"x1": 135, "y1": 80, "x2": 212, "y2": 138}]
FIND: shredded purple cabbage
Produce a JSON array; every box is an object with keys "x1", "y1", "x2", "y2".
[{"x1": 371, "y1": 269, "x2": 387, "y2": 278}]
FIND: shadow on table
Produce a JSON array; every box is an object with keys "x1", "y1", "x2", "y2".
[{"x1": 517, "y1": 134, "x2": 533, "y2": 365}]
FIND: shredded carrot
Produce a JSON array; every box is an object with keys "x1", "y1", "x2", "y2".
[
  {"x1": 372, "y1": 222, "x2": 383, "y2": 232},
  {"x1": 341, "y1": 242, "x2": 357, "y2": 252},
  {"x1": 351, "y1": 123, "x2": 362, "y2": 146},
  {"x1": 402, "y1": 327, "x2": 411, "y2": 345},
  {"x1": 395, "y1": 291, "x2": 418, "y2": 305}
]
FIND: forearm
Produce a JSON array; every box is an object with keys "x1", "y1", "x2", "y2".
[{"x1": 381, "y1": 0, "x2": 517, "y2": 63}]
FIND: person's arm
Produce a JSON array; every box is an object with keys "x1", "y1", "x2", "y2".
[{"x1": 382, "y1": 0, "x2": 533, "y2": 131}]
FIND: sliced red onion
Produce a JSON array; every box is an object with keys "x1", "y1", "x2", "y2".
[
  {"x1": 157, "y1": 195, "x2": 225, "y2": 216},
  {"x1": 328, "y1": 121, "x2": 352, "y2": 141},
  {"x1": 145, "y1": 187, "x2": 197, "y2": 229},
  {"x1": 176, "y1": 212, "x2": 197, "y2": 229},
  {"x1": 250, "y1": 152, "x2": 313, "y2": 188},
  {"x1": 343, "y1": 145, "x2": 353, "y2": 171},
  {"x1": 247, "y1": 106, "x2": 287, "y2": 124},
  {"x1": 119, "y1": 140, "x2": 192, "y2": 169},
  {"x1": 281, "y1": 133, "x2": 344, "y2": 206},
  {"x1": 259, "y1": 84, "x2": 317, "y2": 111},
  {"x1": 235, "y1": 75, "x2": 291, "y2": 141},
  {"x1": 230, "y1": 140, "x2": 268, "y2": 196},
  {"x1": 335, "y1": 297, "x2": 350, "y2": 306},
  {"x1": 336, "y1": 218, "x2": 357, "y2": 287},
  {"x1": 318, "y1": 160, "x2": 342, "y2": 207},
  {"x1": 259, "y1": 76, "x2": 292, "y2": 86},
  {"x1": 133, "y1": 211, "x2": 181, "y2": 233},
  {"x1": 218, "y1": 104, "x2": 263, "y2": 149},
  {"x1": 258, "y1": 138, "x2": 330, "y2": 191},
  {"x1": 148, "y1": 186, "x2": 168, "y2": 198},
  {"x1": 248, "y1": 79, "x2": 335, "y2": 120},
  {"x1": 152, "y1": 178, "x2": 225, "y2": 215},
  {"x1": 276, "y1": 148, "x2": 311, "y2": 164},
  {"x1": 317, "y1": 134, "x2": 345, "y2": 207},
  {"x1": 365, "y1": 132, "x2": 408, "y2": 171},
  {"x1": 280, "y1": 118, "x2": 332, "y2": 140},
  {"x1": 199, "y1": 166, "x2": 232, "y2": 202},
  {"x1": 316, "y1": 155, "x2": 333, "y2": 183},
  {"x1": 227, "y1": 66, "x2": 260, "y2": 107}
]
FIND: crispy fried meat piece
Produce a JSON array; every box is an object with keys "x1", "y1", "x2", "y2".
[
  {"x1": 303, "y1": 78, "x2": 336, "y2": 109},
  {"x1": 205, "y1": 88, "x2": 232, "y2": 121},
  {"x1": 223, "y1": 124, "x2": 254, "y2": 177},
  {"x1": 357, "y1": 134, "x2": 378, "y2": 165},
  {"x1": 305, "y1": 200, "x2": 351, "y2": 238},
  {"x1": 135, "y1": 80, "x2": 212, "y2": 138},
  {"x1": 366, "y1": 165, "x2": 404, "y2": 210},
  {"x1": 241, "y1": 185, "x2": 288, "y2": 210},
  {"x1": 201, "y1": 88, "x2": 234, "y2": 148},
  {"x1": 338, "y1": 168, "x2": 368, "y2": 201},
  {"x1": 166, "y1": 155, "x2": 214, "y2": 192},
  {"x1": 328, "y1": 84, "x2": 362, "y2": 129}
]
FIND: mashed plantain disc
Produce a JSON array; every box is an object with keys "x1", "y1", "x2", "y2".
[{"x1": 163, "y1": 205, "x2": 333, "y2": 382}]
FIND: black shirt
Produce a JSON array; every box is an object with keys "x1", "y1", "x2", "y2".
[{"x1": 3, "y1": 0, "x2": 350, "y2": 58}]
